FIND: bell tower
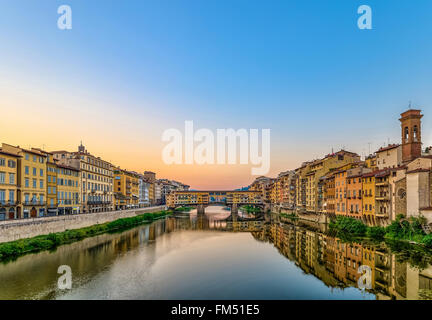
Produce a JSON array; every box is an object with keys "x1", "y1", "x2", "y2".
[{"x1": 399, "y1": 108, "x2": 423, "y2": 163}]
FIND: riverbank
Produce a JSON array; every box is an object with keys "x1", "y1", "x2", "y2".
[
  {"x1": 241, "y1": 205, "x2": 261, "y2": 213},
  {"x1": 0, "y1": 205, "x2": 167, "y2": 243},
  {"x1": 329, "y1": 215, "x2": 432, "y2": 249},
  {"x1": 0, "y1": 210, "x2": 172, "y2": 262}
]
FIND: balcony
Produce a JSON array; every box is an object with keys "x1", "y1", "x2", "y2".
[
  {"x1": 87, "y1": 200, "x2": 103, "y2": 205},
  {"x1": 23, "y1": 201, "x2": 46, "y2": 206},
  {"x1": 375, "y1": 211, "x2": 389, "y2": 218},
  {"x1": 376, "y1": 195, "x2": 390, "y2": 201},
  {"x1": 0, "y1": 200, "x2": 18, "y2": 206},
  {"x1": 376, "y1": 182, "x2": 389, "y2": 187}
]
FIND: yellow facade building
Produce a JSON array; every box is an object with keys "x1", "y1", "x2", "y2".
[
  {"x1": 365, "y1": 155, "x2": 378, "y2": 170},
  {"x1": 57, "y1": 163, "x2": 80, "y2": 215},
  {"x1": 362, "y1": 172, "x2": 376, "y2": 224},
  {"x1": 114, "y1": 169, "x2": 139, "y2": 209},
  {"x1": 1, "y1": 144, "x2": 47, "y2": 218},
  {"x1": 53, "y1": 143, "x2": 114, "y2": 213},
  {"x1": 0, "y1": 149, "x2": 20, "y2": 220},
  {"x1": 44, "y1": 152, "x2": 58, "y2": 216},
  {"x1": 301, "y1": 151, "x2": 360, "y2": 213}
]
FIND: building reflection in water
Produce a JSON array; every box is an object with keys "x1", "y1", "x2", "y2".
[
  {"x1": 251, "y1": 214, "x2": 432, "y2": 300},
  {"x1": 0, "y1": 209, "x2": 431, "y2": 300}
]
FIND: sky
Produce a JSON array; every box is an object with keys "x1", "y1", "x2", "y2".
[{"x1": 1, "y1": 0, "x2": 432, "y2": 189}]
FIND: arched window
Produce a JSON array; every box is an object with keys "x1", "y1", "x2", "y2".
[
  {"x1": 413, "y1": 125, "x2": 418, "y2": 142},
  {"x1": 404, "y1": 127, "x2": 409, "y2": 142}
]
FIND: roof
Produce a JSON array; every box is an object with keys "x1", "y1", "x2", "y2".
[
  {"x1": 57, "y1": 163, "x2": 80, "y2": 171},
  {"x1": 376, "y1": 144, "x2": 400, "y2": 153},
  {"x1": 406, "y1": 168, "x2": 430, "y2": 174},
  {"x1": 356, "y1": 168, "x2": 391, "y2": 178},
  {"x1": 172, "y1": 190, "x2": 261, "y2": 193},
  {"x1": 20, "y1": 148, "x2": 47, "y2": 157},
  {"x1": 375, "y1": 169, "x2": 391, "y2": 178},
  {"x1": 31, "y1": 148, "x2": 53, "y2": 155},
  {"x1": 0, "y1": 150, "x2": 22, "y2": 158},
  {"x1": 400, "y1": 109, "x2": 422, "y2": 118}
]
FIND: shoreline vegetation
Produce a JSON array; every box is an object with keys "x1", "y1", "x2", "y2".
[
  {"x1": 280, "y1": 212, "x2": 298, "y2": 220},
  {"x1": 279, "y1": 212, "x2": 432, "y2": 268},
  {"x1": 0, "y1": 210, "x2": 173, "y2": 263},
  {"x1": 173, "y1": 206, "x2": 193, "y2": 212},
  {"x1": 241, "y1": 205, "x2": 262, "y2": 213},
  {"x1": 328, "y1": 215, "x2": 432, "y2": 249}
]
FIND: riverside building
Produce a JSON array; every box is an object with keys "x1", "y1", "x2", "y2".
[{"x1": 53, "y1": 143, "x2": 114, "y2": 213}]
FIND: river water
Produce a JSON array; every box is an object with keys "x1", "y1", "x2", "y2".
[{"x1": 0, "y1": 206, "x2": 431, "y2": 300}]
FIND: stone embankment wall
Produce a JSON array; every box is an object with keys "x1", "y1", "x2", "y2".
[{"x1": 0, "y1": 206, "x2": 167, "y2": 243}]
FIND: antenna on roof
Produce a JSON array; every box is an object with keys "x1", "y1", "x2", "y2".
[{"x1": 408, "y1": 100, "x2": 412, "y2": 110}]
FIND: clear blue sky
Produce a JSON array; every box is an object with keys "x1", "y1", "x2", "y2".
[{"x1": 1, "y1": 0, "x2": 431, "y2": 187}]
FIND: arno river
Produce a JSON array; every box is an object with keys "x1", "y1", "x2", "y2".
[{"x1": 0, "y1": 206, "x2": 431, "y2": 300}]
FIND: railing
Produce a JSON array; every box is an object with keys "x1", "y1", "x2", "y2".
[
  {"x1": 0, "y1": 200, "x2": 18, "y2": 206},
  {"x1": 23, "y1": 201, "x2": 46, "y2": 206},
  {"x1": 87, "y1": 201, "x2": 112, "y2": 205}
]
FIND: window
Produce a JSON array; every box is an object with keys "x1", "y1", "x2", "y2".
[
  {"x1": 9, "y1": 190, "x2": 14, "y2": 203},
  {"x1": 33, "y1": 155, "x2": 36, "y2": 162},
  {"x1": 414, "y1": 125, "x2": 418, "y2": 141},
  {"x1": 9, "y1": 173, "x2": 15, "y2": 185},
  {"x1": 33, "y1": 167, "x2": 36, "y2": 176},
  {"x1": 0, "y1": 172, "x2": 5, "y2": 184},
  {"x1": 40, "y1": 169, "x2": 43, "y2": 176},
  {"x1": 25, "y1": 178, "x2": 29, "y2": 188},
  {"x1": 404, "y1": 127, "x2": 409, "y2": 142},
  {"x1": 7, "y1": 160, "x2": 15, "y2": 168},
  {"x1": 25, "y1": 166, "x2": 29, "y2": 175},
  {"x1": 0, "y1": 158, "x2": 5, "y2": 166},
  {"x1": 33, "y1": 179, "x2": 37, "y2": 188}
]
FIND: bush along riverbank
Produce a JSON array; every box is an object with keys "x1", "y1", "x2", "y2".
[
  {"x1": 0, "y1": 210, "x2": 172, "y2": 262},
  {"x1": 174, "y1": 206, "x2": 194, "y2": 212},
  {"x1": 280, "y1": 212, "x2": 298, "y2": 220},
  {"x1": 241, "y1": 205, "x2": 262, "y2": 213},
  {"x1": 329, "y1": 215, "x2": 432, "y2": 249}
]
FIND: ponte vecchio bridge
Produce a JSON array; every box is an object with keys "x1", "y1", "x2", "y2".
[{"x1": 166, "y1": 190, "x2": 264, "y2": 214}]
